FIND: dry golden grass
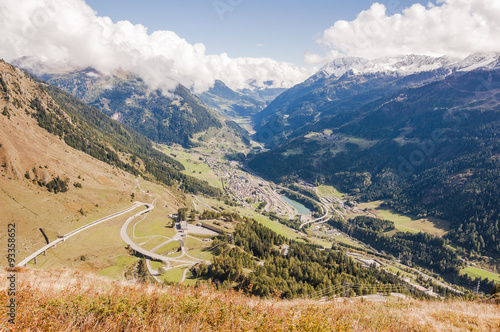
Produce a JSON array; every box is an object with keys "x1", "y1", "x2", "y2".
[
  {"x1": 1, "y1": 269, "x2": 499, "y2": 331},
  {"x1": 0, "y1": 60, "x2": 185, "y2": 275}
]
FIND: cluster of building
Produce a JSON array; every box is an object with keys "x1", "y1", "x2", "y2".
[{"x1": 203, "y1": 157, "x2": 271, "y2": 209}]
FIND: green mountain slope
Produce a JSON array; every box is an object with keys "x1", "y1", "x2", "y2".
[
  {"x1": 42, "y1": 69, "x2": 249, "y2": 148},
  {"x1": 249, "y1": 70, "x2": 500, "y2": 258},
  {"x1": 0, "y1": 60, "x2": 221, "y2": 197}
]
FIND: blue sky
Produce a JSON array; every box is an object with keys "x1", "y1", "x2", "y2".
[
  {"x1": 84, "y1": 0, "x2": 430, "y2": 66},
  {"x1": 4, "y1": 0, "x2": 498, "y2": 92}
]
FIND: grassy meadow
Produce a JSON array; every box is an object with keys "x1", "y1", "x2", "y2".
[{"x1": 1, "y1": 269, "x2": 499, "y2": 331}]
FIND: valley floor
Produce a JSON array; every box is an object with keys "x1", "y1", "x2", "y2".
[{"x1": 1, "y1": 269, "x2": 499, "y2": 331}]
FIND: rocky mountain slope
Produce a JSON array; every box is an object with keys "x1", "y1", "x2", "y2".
[{"x1": 198, "y1": 80, "x2": 267, "y2": 118}]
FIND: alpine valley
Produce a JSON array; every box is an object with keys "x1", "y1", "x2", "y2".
[
  {"x1": 2, "y1": 49, "x2": 500, "y2": 330},
  {"x1": 250, "y1": 53, "x2": 500, "y2": 263}
]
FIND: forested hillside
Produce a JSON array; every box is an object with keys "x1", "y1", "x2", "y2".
[
  {"x1": 41, "y1": 69, "x2": 249, "y2": 148},
  {"x1": 0, "y1": 60, "x2": 222, "y2": 197},
  {"x1": 250, "y1": 70, "x2": 500, "y2": 258},
  {"x1": 194, "y1": 218, "x2": 425, "y2": 299}
]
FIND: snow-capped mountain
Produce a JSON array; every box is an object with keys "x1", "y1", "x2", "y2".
[
  {"x1": 254, "y1": 52, "x2": 500, "y2": 145},
  {"x1": 317, "y1": 53, "x2": 500, "y2": 79},
  {"x1": 455, "y1": 52, "x2": 500, "y2": 72}
]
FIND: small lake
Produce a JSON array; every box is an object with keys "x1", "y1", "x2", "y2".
[{"x1": 281, "y1": 195, "x2": 311, "y2": 215}]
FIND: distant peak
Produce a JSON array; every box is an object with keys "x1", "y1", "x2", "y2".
[
  {"x1": 319, "y1": 56, "x2": 369, "y2": 78},
  {"x1": 316, "y1": 53, "x2": 500, "y2": 80}
]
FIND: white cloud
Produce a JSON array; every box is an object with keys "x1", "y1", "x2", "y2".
[
  {"x1": 0, "y1": 0, "x2": 312, "y2": 93},
  {"x1": 304, "y1": 50, "x2": 341, "y2": 65},
  {"x1": 314, "y1": 0, "x2": 500, "y2": 60}
]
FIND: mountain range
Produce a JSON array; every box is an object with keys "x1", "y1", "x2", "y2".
[
  {"x1": 249, "y1": 54, "x2": 500, "y2": 259},
  {"x1": 254, "y1": 53, "x2": 500, "y2": 146},
  {"x1": 198, "y1": 79, "x2": 286, "y2": 120},
  {"x1": 0, "y1": 60, "x2": 221, "y2": 197},
  {"x1": 13, "y1": 59, "x2": 251, "y2": 149},
  {"x1": 3, "y1": 48, "x2": 500, "y2": 280}
]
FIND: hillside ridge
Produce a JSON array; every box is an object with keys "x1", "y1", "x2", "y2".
[{"x1": 1, "y1": 268, "x2": 499, "y2": 331}]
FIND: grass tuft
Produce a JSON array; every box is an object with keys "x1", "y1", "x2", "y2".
[{"x1": 1, "y1": 269, "x2": 499, "y2": 331}]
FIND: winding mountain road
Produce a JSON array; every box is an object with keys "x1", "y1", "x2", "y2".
[
  {"x1": 120, "y1": 199, "x2": 203, "y2": 266},
  {"x1": 17, "y1": 202, "x2": 146, "y2": 267}
]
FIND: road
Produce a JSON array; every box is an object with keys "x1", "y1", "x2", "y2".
[
  {"x1": 189, "y1": 194, "x2": 218, "y2": 212},
  {"x1": 119, "y1": 200, "x2": 170, "y2": 263},
  {"x1": 403, "y1": 265, "x2": 464, "y2": 295},
  {"x1": 120, "y1": 200, "x2": 202, "y2": 266},
  {"x1": 17, "y1": 182, "x2": 206, "y2": 283},
  {"x1": 180, "y1": 268, "x2": 189, "y2": 283},
  {"x1": 146, "y1": 259, "x2": 162, "y2": 283},
  {"x1": 17, "y1": 202, "x2": 146, "y2": 267},
  {"x1": 277, "y1": 186, "x2": 331, "y2": 229},
  {"x1": 243, "y1": 167, "x2": 297, "y2": 217}
]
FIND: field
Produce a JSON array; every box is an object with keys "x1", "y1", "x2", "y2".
[
  {"x1": 149, "y1": 260, "x2": 165, "y2": 271},
  {"x1": 98, "y1": 256, "x2": 140, "y2": 279},
  {"x1": 3, "y1": 269, "x2": 499, "y2": 331},
  {"x1": 356, "y1": 200, "x2": 451, "y2": 236},
  {"x1": 460, "y1": 266, "x2": 500, "y2": 284},
  {"x1": 159, "y1": 144, "x2": 223, "y2": 189},
  {"x1": 157, "y1": 241, "x2": 181, "y2": 255},
  {"x1": 246, "y1": 213, "x2": 301, "y2": 240},
  {"x1": 313, "y1": 238, "x2": 334, "y2": 248},
  {"x1": 384, "y1": 265, "x2": 418, "y2": 282},
  {"x1": 138, "y1": 236, "x2": 174, "y2": 251},
  {"x1": 183, "y1": 236, "x2": 208, "y2": 250},
  {"x1": 317, "y1": 184, "x2": 345, "y2": 199},
  {"x1": 126, "y1": 201, "x2": 178, "y2": 242},
  {"x1": 182, "y1": 269, "x2": 197, "y2": 285},
  {"x1": 160, "y1": 266, "x2": 187, "y2": 283},
  {"x1": 333, "y1": 234, "x2": 364, "y2": 249},
  {"x1": 341, "y1": 136, "x2": 379, "y2": 149},
  {"x1": 188, "y1": 248, "x2": 215, "y2": 261}
]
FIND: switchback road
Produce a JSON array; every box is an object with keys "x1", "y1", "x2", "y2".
[{"x1": 17, "y1": 202, "x2": 146, "y2": 267}]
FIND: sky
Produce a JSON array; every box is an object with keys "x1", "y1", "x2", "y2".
[
  {"x1": 1, "y1": 0, "x2": 500, "y2": 93},
  {"x1": 82, "y1": 0, "x2": 422, "y2": 65}
]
